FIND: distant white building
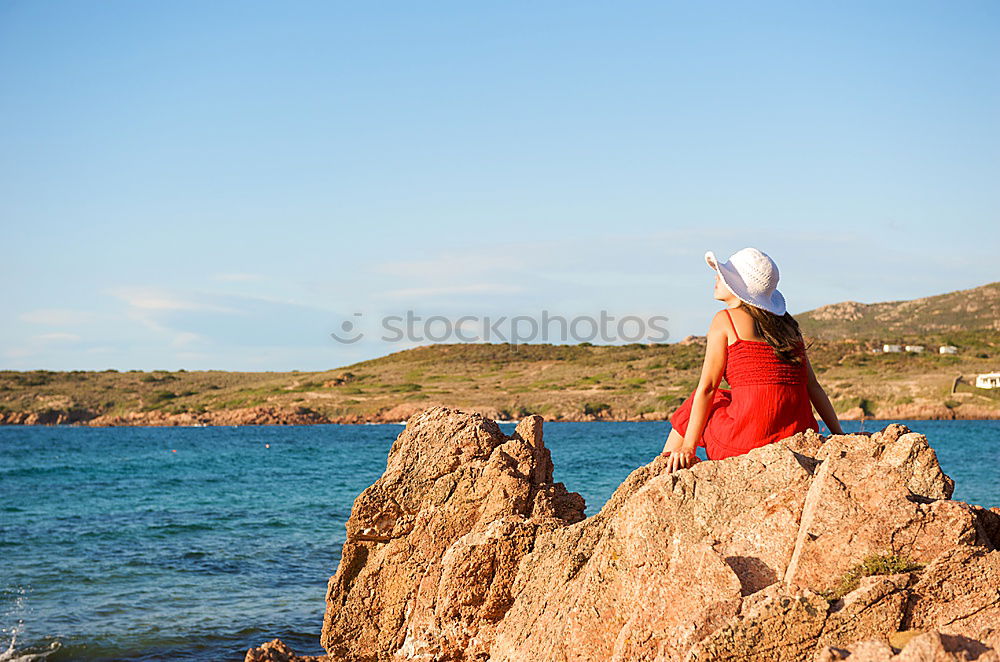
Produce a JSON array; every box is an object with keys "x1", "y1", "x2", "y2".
[
  {"x1": 976, "y1": 373, "x2": 1000, "y2": 389},
  {"x1": 905, "y1": 345, "x2": 925, "y2": 353},
  {"x1": 882, "y1": 344, "x2": 902, "y2": 353},
  {"x1": 939, "y1": 345, "x2": 958, "y2": 354}
]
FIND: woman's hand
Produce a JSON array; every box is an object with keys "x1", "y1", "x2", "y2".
[{"x1": 660, "y1": 448, "x2": 700, "y2": 473}]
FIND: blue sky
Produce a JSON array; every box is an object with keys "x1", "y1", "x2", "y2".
[{"x1": 2, "y1": 1, "x2": 997, "y2": 371}]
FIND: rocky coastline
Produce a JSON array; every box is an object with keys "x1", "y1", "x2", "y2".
[
  {"x1": 1, "y1": 401, "x2": 997, "y2": 426},
  {"x1": 243, "y1": 406, "x2": 999, "y2": 661}
]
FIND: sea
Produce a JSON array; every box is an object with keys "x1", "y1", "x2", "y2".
[{"x1": 2, "y1": 420, "x2": 998, "y2": 661}]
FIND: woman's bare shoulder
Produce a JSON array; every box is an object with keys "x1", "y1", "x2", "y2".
[
  {"x1": 707, "y1": 310, "x2": 732, "y2": 334},
  {"x1": 699, "y1": 310, "x2": 724, "y2": 338},
  {"x1": 709, "y1": 309, "x2": 729, "y2": 324}
]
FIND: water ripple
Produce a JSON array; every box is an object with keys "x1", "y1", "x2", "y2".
[{"x1": 1, "y1": 420, "x2": 996, "y2": 660}]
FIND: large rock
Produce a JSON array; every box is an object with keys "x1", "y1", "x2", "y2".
[
  {"x1": 781, "y1": 427, "x2": 980, "y2": 592},
  {"x1": 903, "y1": 546, "x2": 1000, "y2": 646},
  {"x1": 251, "y1": 409, "x2": 999, "y2": 661},
  {"x1": 488, "y1": 433, "x2": 825, "y2": 661},
  {"x1": 319, "y1": 407, "x2": 585, "y2": 661}
]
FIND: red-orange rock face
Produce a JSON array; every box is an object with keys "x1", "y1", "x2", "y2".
[
  {"x1": 250, "y1": 410, "x2": 1000, "y2": 662},
  {"x1": 320, "y1": 407, "x2": 585, "y2": 661}
]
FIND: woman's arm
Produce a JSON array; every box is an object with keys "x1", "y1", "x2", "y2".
[
  {"x1": 667, "y1": 312, "x2": 728, "y2": 472},
  {"x1": 804, "y1": 355, "x2": 844, "y2": 435}
]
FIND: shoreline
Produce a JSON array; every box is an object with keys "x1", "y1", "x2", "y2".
[
  {"x1": 4, "y1": 336, "x2": 1000, "y2": 430},
  {"x1": 1, "y1": 408, "x2": 998, "y2": 427}
]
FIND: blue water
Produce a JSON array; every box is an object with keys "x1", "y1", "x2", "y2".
[{"x1": 1, "y1": 420, "x2": 997, "y2": 661}]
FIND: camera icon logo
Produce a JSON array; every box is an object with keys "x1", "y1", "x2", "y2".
[{"x1": 330, "y1": 313, "x2": 364, "y2": 344}]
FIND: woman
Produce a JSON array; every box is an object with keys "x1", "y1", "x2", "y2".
[{"x1": 661, "y1": 247, "x2": 843, "y2": 474}]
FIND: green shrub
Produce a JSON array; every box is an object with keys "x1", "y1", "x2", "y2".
[
  {"x1": 820, "y1": 554, "x2": 923, "y2": 602},
  {"x1": 141, "y1": 374, "x2": 176, "y2": 383},
  {"x1": 151, "y1": 390, "x2": 178, "y2": 402},
  {"x1": 583, "y1": 402, "x2": 611, "y2": 416},
  {"x1": 387, "y1": 383, "x2": 422, "y2": 393},
  {"x1": 17, "y1": 374, "x2": 51, "y2": 387}
]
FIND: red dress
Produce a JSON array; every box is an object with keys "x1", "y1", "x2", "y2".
[{"x1": 669, "y1": 308, "x2": 819, "y2": 460}]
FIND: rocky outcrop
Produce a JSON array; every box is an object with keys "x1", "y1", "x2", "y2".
[
  {"x1": 249, "y1": 410, "x2": 999, "y2": 661},
  {"x1": 245, "y1": 639, "x2": 326, "y2": 662},
  {"x1": 1, "y1": 402, "x2": 531, "y2": 426},
  {"x1": 319, "y1": 408, "x2": 585, "y2": 660},
  {"x1": 0, "y1": 407, "x2": 96, "y2": 424},
  {"x1": 867, "y1": 402, "x2": 1000, "y2": 421},
  {"x1": 84, "y1": 405, "x2": 332, "y2": 426},
  {"x1": 2, "y1": 400, "x2": 996, "y2": 426},
  {"x1": 3, "y1": 406, "x2": 333, "y2": 426}
]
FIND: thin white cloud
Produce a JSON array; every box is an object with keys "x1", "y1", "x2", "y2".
[
  {"x1": 19, "y1": 309, "x2": 97, "y2": 325},
  {"x1": 113, "y1": 305, "x2": 216, "y2": 357},
  {"x1": 380, "y1": 283, "x2": 524, "y2": 298},
  {"x1": 373, "y1": 253, "x2": 521, "y2": 279},
  {"x1": 36, "y1": 332, "x2": 82, "y2": 343},
  {"x1": 170, "y1": 331, "x2": 204, "y2": 348},
  {"x1": 175, "y1": 351, "x2": 214, "y2": 362},
  {"x1": 213, "y1": 272, "x2": 263, "y2": 282},
  {"x1": 366, "y1": 228, "x2": 767, "y2": 286},
  {"x1": 108, "y1": 286, "x2": 241, "y2": 313},
  {"x1": 122, "y1": 309, "x2": 174, "y2": 335}
]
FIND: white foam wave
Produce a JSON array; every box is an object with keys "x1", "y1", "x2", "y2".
[
  {"x1": 0, "y1": 634, "x2": 60, "y2": 662},
  {"x1": 1, "y1": 587, "x2": 59, "y2": 662}
]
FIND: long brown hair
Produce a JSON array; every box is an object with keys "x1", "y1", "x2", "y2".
[{"x1": 737, "y1": 302, "x2": 810, "y2": 365}]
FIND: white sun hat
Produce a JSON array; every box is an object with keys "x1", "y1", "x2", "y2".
[{"x1": 705, "y1": 247, "x2": 787, "y2": 316}]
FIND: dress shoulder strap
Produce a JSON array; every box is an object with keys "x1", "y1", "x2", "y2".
[{"x1": 724, "y1": 308, "x2": 741, "y2": 341}]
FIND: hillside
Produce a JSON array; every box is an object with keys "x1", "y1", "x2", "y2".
[
  {"x1": 795, "y1": 281, "x2": 1000, "y2": 341},
  {"x1": 2, "y1": 330, "x2": 999, "y2": 424},
  {"x1": 2, "y1": 281, "x2": 999, "y2": 425}
]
